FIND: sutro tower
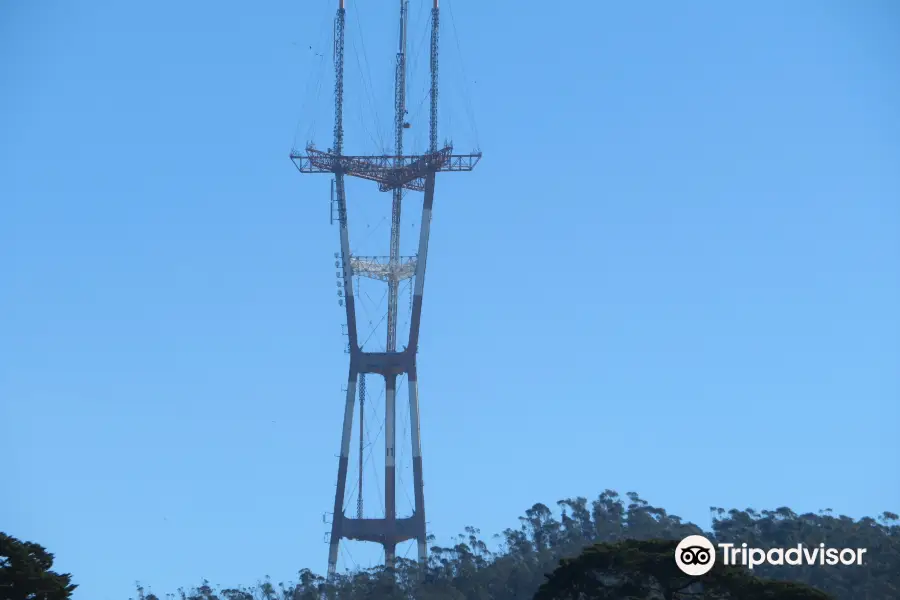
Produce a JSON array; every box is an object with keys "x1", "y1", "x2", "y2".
[{"x1": 290, "y1": 0, "x2": 481, "y2": 577}]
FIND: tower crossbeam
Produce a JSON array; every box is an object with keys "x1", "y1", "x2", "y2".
[
  {"x1": 350, "y1": 256, "x2": 417, "y2": 282},
  {"x1": 291, "y1": 146, "x2": 481, "y2": 192}
]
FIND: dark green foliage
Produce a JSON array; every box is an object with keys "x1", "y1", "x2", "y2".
[
  {"x1": 535, "y1": 539, "x2": 834, "y2": 599},
  {"x1": 0, "y1": 532, "x2": 77, "y2": 600},
  {"x1": 710, "y1": 507, "x2": 900, "y2": 599},
  {"x1": 148, "y1": 491, "x2": 899, "y2": 600}
]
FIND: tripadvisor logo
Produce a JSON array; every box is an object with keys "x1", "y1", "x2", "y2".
[
  {"x1": 675, "y1": 535, "x2": 717, "y2": 576},
  {"x1": 675, "y1": 535, "x2": 868, "y2": 576}
]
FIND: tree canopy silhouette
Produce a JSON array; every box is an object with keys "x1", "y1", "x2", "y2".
[
  {"x1": 0, "y1": 532, "x2": 77, "y2": 600},
  {"x1": 147, "y1": 490, "x2": 898, "y2": 600},
  {"x1": 535, "y1": 538, "x2": 834, "y2": 599}
]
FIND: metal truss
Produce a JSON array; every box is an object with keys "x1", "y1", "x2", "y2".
[
  {"x1": 350, "y1": 256, "x2": 418, "y2": 282},
  {"x1": 290, "y1": 145, "x2": 481, "y2": 192}
]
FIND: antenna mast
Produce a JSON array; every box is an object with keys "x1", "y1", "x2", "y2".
[{"x1": 290, "y1": 0, "x2": 480, "y2": 579}]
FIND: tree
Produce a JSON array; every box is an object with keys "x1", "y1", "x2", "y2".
[
  {"x1": 710, "y1": 507, "x2": 900, "y2": 599},
  {"x1": 534, "y1": 538, "x2": 835, "y2": 600},
  {"x1": 0, "y1": 532, "x2": 77, "y2": 600},
  {"x1": 138, "y1": 490, "x2": 899, "y2": 600}
]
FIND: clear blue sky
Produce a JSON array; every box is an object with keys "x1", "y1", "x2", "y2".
[{"x1": 2, "y1": 1, "x2": 898, "y2": 599}]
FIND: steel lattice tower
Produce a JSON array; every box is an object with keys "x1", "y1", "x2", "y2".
[{"x1": 290, "y1": 0, "x2": 481, "y2": 577}]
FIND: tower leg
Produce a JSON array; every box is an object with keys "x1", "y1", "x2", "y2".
[
  {"x1": 327, "y1": 367, "x2": 358, "y2": 578},
  {"x1": 408, "y1": 173, "x2": 435, "y2": 353},
  {"x1": 384, "y1": 374, "x2": 397, "y2": 567},
  {"x1": 407, "y1": 364, "x2": 427, "y2": 565}
]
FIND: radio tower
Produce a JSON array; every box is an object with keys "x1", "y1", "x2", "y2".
[{"x1": 290, "y1": 0, "x2": 481, "y2": 578}]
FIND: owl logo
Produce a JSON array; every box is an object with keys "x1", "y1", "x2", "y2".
[{"x1": 675, "y1": 535, "x2": 717, "y2": 576}]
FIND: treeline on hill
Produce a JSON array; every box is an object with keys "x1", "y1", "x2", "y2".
[
  {"x1": 3, "y1": 491, "x2": 898, "y2": 600},
  {"x1": 138, "y1": 491, "x2": 898, "y2": 600}
]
